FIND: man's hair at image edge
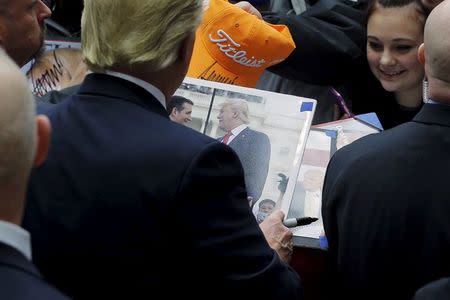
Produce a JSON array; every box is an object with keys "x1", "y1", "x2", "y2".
[
  {"x1": 0, "y1": 48, "x2": 36, "y2": 187},
  {"x1": 81, "y1": 0, "x2": 203, "y2": 72},
  {"x1": 0, "y1": 2, "x2": 6, "y2": 15},
  {"x1": 222, "y1": 99, "x2": 250, "y2": 124},
  {"x1": 168, "y1": 95, "x2": 194, "y2": 114},
  {"x1": 424, "y1": 0, "x2": 450, "y2": 83}
]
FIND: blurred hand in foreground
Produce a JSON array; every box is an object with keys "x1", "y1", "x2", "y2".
[
  {"x1": 234, "y1": 1, "x2": 262, "y2": 19},
  {"x1": 259, "y1": 209, "x2": 293, "y2": 263}
]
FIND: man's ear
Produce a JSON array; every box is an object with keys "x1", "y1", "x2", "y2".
[
  {"x1": 33, "y1": 115, "x2": 51, "y2": 167},
  {"x1": 170, "y1": 107, "x2": 178, "y2": 117},
  {"x1": 418, "y1": 43, "x2": 425, "y2": 65},
  {"x1": 177, "y1": 32, "x2": 196, "y2": 66}
]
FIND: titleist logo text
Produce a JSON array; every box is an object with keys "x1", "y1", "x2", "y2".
[{"x1": 209, "y1": 29, "x2": 265, "y2": 68}]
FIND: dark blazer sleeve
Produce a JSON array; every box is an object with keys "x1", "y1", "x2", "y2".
[
  {"x1": 174, "y1": 142, "x2": 302, "y2": 298},
  {"x1": 263, "y1": 0, "x2": 367, "y2": 85}
]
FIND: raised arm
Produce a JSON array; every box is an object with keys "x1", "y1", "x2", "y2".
[{"x1": 263, "y1": 0, "x2": 368, "y2": 85}]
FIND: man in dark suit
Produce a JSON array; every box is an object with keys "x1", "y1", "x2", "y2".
[
  {"x1": 218, "y1": 99, "x2": 271, "y2": 206},
  {"x1": 0, "y1": 49, "x2": 68, "y2": 299},
  {"x1": 321, "y1": 1, "x2": 450, "y2": 298},
  {"x1": 0, "y1": 0, "x2": 51, "y2": 68},
  {"x1": 23, "y1": 0, "x2": 302, "y2": 299},
  {"x1": 168, "y1": 95, "x2": 194, "y2": 125}
]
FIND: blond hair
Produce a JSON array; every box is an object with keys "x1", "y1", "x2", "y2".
[
  {"x1": 223, "y1": 99, "x2": 250, "y2": 124},
  {"x1": 0, "y1": 48, "x2": 36, "y2": 186},
  {"x1": 81, "y1": 0, "x2": 203, "y2": 72}
]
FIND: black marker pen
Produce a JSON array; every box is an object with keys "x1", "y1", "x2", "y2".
[{"x1": 283, "y1": 217, "x2": 318, "y2": 228}]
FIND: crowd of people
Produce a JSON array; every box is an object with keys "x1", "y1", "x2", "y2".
[{"x1": 0, "y1": 0, "x2": 449, "y2": 299}]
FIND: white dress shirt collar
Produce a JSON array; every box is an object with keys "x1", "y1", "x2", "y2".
[
  {"x1": 0, "y1": 220, "x2": 31, "y2": 260},
  {"x1": 231, "y1": 124, "x2": 248, "y2": 136},
  {"x1": 103, "y1": 70, "x2": 166, "y2": 109},
  {"x1": 426, "y1": 99, "x2": 450, "y2": 106},
  {"x1": 228, "y1": 124, "x2": 248, "y2": 144}
]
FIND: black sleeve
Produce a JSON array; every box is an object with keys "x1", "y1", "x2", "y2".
[
  {"x1": 175, "y1": 142, "x2": 302, "y2": 298},
  {"x1": 263, "y1": 0, "x2": 368, "y2": 85}
]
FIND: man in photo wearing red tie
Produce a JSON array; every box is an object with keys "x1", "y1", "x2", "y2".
[{"x1": 218, "y1": 99, "x2": 271, "y2": 207}]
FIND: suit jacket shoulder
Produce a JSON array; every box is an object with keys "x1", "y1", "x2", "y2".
[
  {"x1": 321, "y1": 104, "x2": 450, "y2": 298},
  {"x1": 263, "y1": 0, "x2": 367, "y2": 85},
  {"x1": 0, "y1": 243, "x2": 69, "y2": 300}
]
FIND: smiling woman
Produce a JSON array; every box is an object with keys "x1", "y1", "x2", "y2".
[{"x1": 365, "y1": 0, "x2": 429, "y2": 127}]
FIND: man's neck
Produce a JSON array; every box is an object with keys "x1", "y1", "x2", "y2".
[
  {"x1": 0, "y1": 184, "x2": 26, "y2": 225},
  {"x1": 428, "y1": 77, "x2": 450, "y2": 104},
  {"x1": 109, "y1": 64, "x2": 180, "y2": 106},
  {"x1": 229, "y1": 121, "x2": 245, "y2": 131}
]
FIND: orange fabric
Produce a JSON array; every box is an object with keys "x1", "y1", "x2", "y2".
[{"x1": 187, "y1": 0, "x2": 296, "y2": 87}]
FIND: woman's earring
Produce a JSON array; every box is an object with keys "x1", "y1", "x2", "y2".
[{"x1": 422, "y1": 78, "x2": 429, "y2": 103}]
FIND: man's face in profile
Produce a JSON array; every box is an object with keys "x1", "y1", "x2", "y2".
[
  {"x1": 0, "y1": 0, "x2": 51, "y2": 67},
  {"x1": 218, "y1": 104, "x2": 235, "y2": 131},
  {"x1": 170, "y1": 103, "x2": 193, "y2": 125}
]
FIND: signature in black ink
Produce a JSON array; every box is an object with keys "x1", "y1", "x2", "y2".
[
  {"x1": 197, "y1": 61, "x2": 239, "y2": 85},
  {"x1": 28, "y1": 50, "x2": 65, "y2": 97}
]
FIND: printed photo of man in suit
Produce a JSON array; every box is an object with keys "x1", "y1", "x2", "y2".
[
  {"x1": 217, "y1": 99, "x2": 271, "y2": 206},
  {"x1": 167, "y1": 95, "x2": 194, "y2": 125}
]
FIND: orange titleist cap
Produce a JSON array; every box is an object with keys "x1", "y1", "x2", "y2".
[{"x1": 187, "y1": 0, "x2": 296, "y2": 88}]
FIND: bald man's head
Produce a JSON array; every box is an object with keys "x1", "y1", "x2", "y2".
[
  {"x1": 423, "y1": 0, "x2": 450, "y2": 83},
  {"x1": 0, "y1": 48, "x2": 50, "y2": 224},
  {"x1": 0, "y1": 48, "x2": 37, "y2": 187}
]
